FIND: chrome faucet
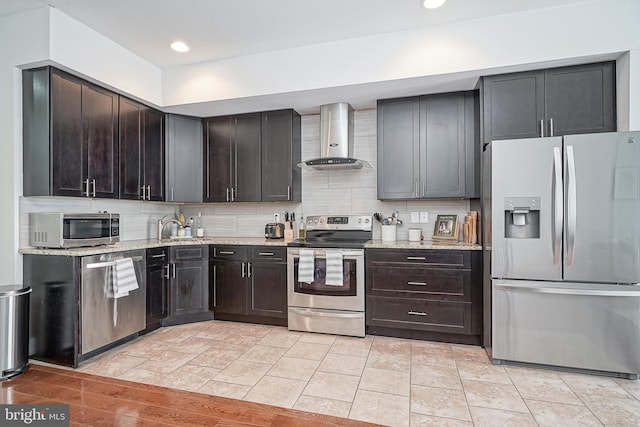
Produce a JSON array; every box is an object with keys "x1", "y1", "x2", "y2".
[{"x1": 157, "y1": 217, "x2": 182, "y2": 240}]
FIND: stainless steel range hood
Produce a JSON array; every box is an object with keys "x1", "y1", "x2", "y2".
[{"x1": 298, "y1": 103, "x2": 372, "y2": 170}]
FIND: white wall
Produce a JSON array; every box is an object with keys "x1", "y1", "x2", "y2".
[
  {"x1": 163, "y1": 0, "x2": 640, "y2": 109},
  {"x1": 0, "y1": 8, "x2": 50, "y2": 284}
]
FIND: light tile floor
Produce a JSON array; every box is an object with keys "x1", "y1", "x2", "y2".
[{"x1": 75, "y1": 320, "x2": 640, "y2": 427}]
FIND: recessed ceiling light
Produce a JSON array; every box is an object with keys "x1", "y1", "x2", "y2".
[
  {"x1": 423, "y1": 0, "x2": 446, "y2": 9},
  {"x1": 170, "y1": 41, "x2": 190, "y2": 53}
]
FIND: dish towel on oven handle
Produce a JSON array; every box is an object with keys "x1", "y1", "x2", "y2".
[
  {"x1": 298, "y1": 249, "x2": 315, "y2": 283},
  {"x1": 324, "y1": 250, "x2": 344, "y2": 286}
]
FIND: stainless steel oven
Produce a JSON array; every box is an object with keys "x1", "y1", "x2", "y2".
[{"x1": 287, "y1": 215, "x2": 371, "y2": 337}]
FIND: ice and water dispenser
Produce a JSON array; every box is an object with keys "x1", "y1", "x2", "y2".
[{"x1": 504, "y1": 197, "x2": 540, "y2": 238}]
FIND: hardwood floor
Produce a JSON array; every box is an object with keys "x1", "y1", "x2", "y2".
[{"x1": 1, "y1": 364, "x2": 381, "y2": 426}]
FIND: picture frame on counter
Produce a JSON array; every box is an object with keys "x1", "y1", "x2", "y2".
[{"x1": 433, "y1": 214, "x2": 459, "y2": 241}]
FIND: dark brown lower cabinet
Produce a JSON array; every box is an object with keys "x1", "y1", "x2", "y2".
[
  {"x1": 163, "y1": 245, "x2": 213, "y2": 326},
  {"x1": 210, "y1": 245, "x2": 287, "y2": 326},
  {"x1": 365, "y1": 248, "x2": 482, "y2": 345},
  {"x1": 143, "y1": 247, "x2": 168, "y2": 334}
]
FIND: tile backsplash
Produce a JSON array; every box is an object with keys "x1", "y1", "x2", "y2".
[{"x1": 19, "y1": 109, "x2": 470, "y2": 246}]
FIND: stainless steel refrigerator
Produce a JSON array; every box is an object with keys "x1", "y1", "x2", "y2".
[{"x1": 487, "y1": 131, "x2": 640, "y2": 378}]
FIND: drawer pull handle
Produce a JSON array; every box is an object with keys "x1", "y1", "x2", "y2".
[
  {"x1": 219, "y1": 251, "x2": 235, "y2": 255},
  {"x1": 407, "y1": 256, "x2": 426, "y2": 261},
  {"x1": 258, "y1": 252, "x2": 274, "y2": 256},
  {"x1": 151, "y1": 254, "x2": 166, "y2": 259},
  {"x1": 407, "y1": 281, "x2": 427, "y2": 286},
  {"x1": 408, "y1": 311, "x2": 427, "y2": 316}
]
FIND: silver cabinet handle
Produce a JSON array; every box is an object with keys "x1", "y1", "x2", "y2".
[
  {"x1": 151, "y1": 254, "x2": 166, "y2": 259},
  {"x1": 231, "y1": 187, "x2": 236, "y2": 202},
  {"x1": 540, "y1": 119, "x2": 545, "y2": 137},
  {"x1": 163, "y1": 264, "x2": 170, "y2": 279},
  {"x1": 212, "y1": 265, "x2": 217, "y2": 307},
  {"x1": 258, "y1": 252, "x2": 274, "y2": 256},
  {"x1": 84, "y1": 179, "x2": 90, "y2": 197},
  {"x1": 407, "y1": 256, "x2": 426, "y2": 261},
  {"x1": 241, "y1": 262, "x2": 246, "y2": 278},
  {"x1": 407, "y1": 281, "x2": 427, "y2": 286},
  {"x1": 408, "y1": 311, "x2": 427, "y2": 316},
  {"x1": 414, "y1": 180, "x2": 418, "y2": 197},
  {"x1": 140, "y1": 185, "x2": 146, "y2": 200},
  {"x1": 552, "y1": 147, "x2": 563, "y2": 265},
  {"x1": 248, "y1": 262, "x2": 252, "y2": 278},
  {"x1": 566, "y1": 145, "x2": 577, "y2": 265},
  {"x1": 226, "y1": 188, "x2": 230, "y2": 202},
  {"x1": 171, "y1": 187, "x2": 174, "y2": 202},
  {"x1": 147, "y1": 185, "x2": 151, "y2": 200},
  {"x1": 172, "y1": 263, "x2": 176, "y2": 279},
  {"x1": 91, "y1": 179, "x2": 96, "y2": 197},
  {"x1": 287, "y1": 186, "x2": 291, "y2": 201},
  {"x1": 549, "y1": 118, "x2": 554, "y2": 137},
  {"x1": 218, "y1": 250, "x2": 235, "y2": 255}
]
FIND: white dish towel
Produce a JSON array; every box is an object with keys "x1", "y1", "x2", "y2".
[
  {"x1": 112, "y1": 258, "x2": 139, "y2": 298},
  {"x1": 298, "y1": 249, "x2": 315, "y2": 283},
  {"x1": 324, "y1": 250, "x2": 344, "y2": 286}
]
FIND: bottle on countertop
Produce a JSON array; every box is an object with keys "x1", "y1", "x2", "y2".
[
  {"x1": 184, "y1": 218, "x2": 193, "y2": 237},
  {"x1": 298, "y1": 216, "x2": 306, "y2": 240},
  {"x1": 196, "y1": 212, "x2": 204, "y2": 237}
]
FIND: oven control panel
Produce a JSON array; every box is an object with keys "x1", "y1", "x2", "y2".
[{"x1": 305, "y1": 215, "x2": 372, "y2": 231}]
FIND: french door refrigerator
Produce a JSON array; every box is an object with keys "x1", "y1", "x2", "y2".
[{"x1": 489, "y1": 131, "x2": 640, "y2": 378}]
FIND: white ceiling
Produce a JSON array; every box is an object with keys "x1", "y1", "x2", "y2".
[
  {"x1": 1, "y1": 0, "x2": 598, "y2": 115},
  {"x1": 3, "y1": 0, "x2": 589, "y2": 68}
]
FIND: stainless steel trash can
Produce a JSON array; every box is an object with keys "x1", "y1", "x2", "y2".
[{"x1": 0, "y1": 284, "x2": 31, "y2": 380}]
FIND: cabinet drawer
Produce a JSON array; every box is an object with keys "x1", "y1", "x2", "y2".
[
  {"x1": 366, "y1": 296, "x2": 472, "y2": 335},
  {"x1": 170, "y1": 245, "x2": 208, "y2": 262},
  {"x1": 366, "y1": 249, "x2": 470, "y2": 268},
  {"x1": 250, "y1": 246, "x2": 286, "y2": 262},
  {"x1": 211, "y1": 245, "x2": 247, "y2": 261},
  {"x1": 147, "y1": 246, "x2": 168, "y2": 265},
  {"x1": 368, "y1": 266, "x2": 470, "y2": 301}
]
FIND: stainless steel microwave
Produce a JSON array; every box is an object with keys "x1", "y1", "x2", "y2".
[{"x1": 29, "y1": 213, "x2": 120, "y2": 248}]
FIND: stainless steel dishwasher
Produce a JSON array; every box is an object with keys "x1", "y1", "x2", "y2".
[{"x1": 80, "y1": 250, "x2": 146, "y2": 355}]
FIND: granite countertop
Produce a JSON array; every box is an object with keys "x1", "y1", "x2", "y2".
[
  {"x1": 18, "y1": 237, "x2": 288, "y2": 256},
  {"x1": 19, "y1": 237, "x2": 481, "y2": 256},
  {"x1": 365, "y1": 239, "x2": 481, "y2": 250}
]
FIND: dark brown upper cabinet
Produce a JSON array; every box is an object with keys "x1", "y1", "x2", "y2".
[
  {"x1": 261, "y1": 109, "x2": 301, "y2": 202},
  {"x1": 481, "y1": 61, "x2": 616, "y2": 145},
  {"x1": 203, "y1": 113, "x2": 261, "y2": 202},
  {"x1": 24, "y1": 67, "x2": 119, "y2": 198},
  {"x1": 377, "y1": 91, "x2": 479, "y2": 200},
  {"x1": 203, "y1": 109, "x2": 301, "y2": 203},
  {"x1": 119, "y1": 96, "x2": 164, "y2": 201}
]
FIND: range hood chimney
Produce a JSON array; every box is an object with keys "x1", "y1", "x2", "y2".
[{"x1": 298, "y1": 102, "x2": 372, "y2": 170}]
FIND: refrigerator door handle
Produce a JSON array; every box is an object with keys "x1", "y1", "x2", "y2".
[
  {"x1": 493, "y1": 283, "x2": 640, "y2": 297},
  {"x1": 566, "y1": 145, "x2": 577, "y2": 265},
  {"x1": 552, "y1": 147, "x2": 563, "y2": 265}
]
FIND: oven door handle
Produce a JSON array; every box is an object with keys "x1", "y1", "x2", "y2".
[{"x1": 288, "y1": 307, "x2": 363, "y2": 319}]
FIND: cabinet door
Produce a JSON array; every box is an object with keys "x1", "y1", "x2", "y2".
[
  {"x1": 146, "y1": 261, "x2": 168, "y2": 330},
  {"x1": 204, "y1": 117, "x2": 233, "y2": 202},
  {"x1": 377, "y1": 97, "x2": 420, "y2": 199},
  {"x1": 143, "y1": 108, "x2": 164, "y2": 201},
  {"x1": 51, "y1": 70, "x2": 85, "y2": 197},
  {"x1": 482, "y1": 71, "x2": 545, "y2": 143},
  {"x1": 169, "y1": 261, "x2": 208, "y2": 317},
  {"x1": 84, "y1": 83, "x2": 119, "y2": 198},
  {"x1": 233, "y1": 113, "x2": 262, "y2": 202},
  {"x1": 248, "y1": 251, "x2": 287, "y2": 318},
  {"x1": 545, "y1": 62, "x2": 616, "y2": 136},
  {"x1": 261, "y1": 110, "x2": 301, "y2": 202},
  {"x1": 119, "y1": 97, "x2": 144, "y2": 200},
  {"x1": 420, "y1": 93, "x2": 466, "y2": 198},
  {"x1": 211, "y1": 260, "x2": 247, "y2": 315},
  {"x1": 166, "y1": 115, "x2": 203, "y2": 202}
]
